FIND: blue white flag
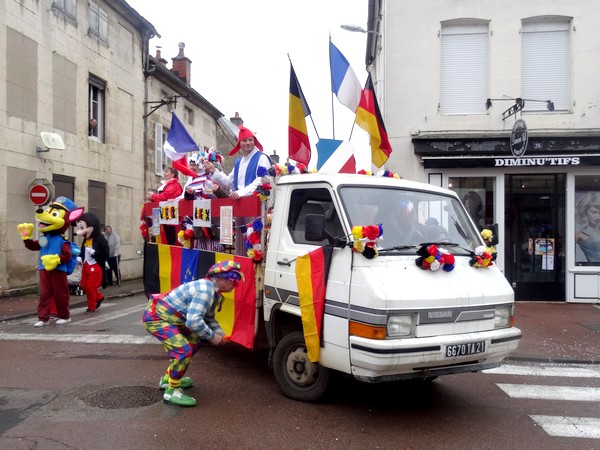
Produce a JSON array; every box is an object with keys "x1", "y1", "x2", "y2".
[
  {"x1": 164, "y1": 112, "x2": 199, "y2": 178},
  {"x1": 329, "y1": 41, "x2": 362, "y2": 112},
  {"x1": 316, "y1": 139, "x2": 356, "y2": 174}
]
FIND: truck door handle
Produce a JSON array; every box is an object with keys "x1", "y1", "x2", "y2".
[{"x1": 277, "y1": 259, "x2": 291, "y2": 267}]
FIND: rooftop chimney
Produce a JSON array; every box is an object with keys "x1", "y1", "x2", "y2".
[
  {"x1": 155, "y1": 46, "x2": 168, "y2": 66},
  {"x1": 230, "y1": 112, "x2": 243, "y2": 127},
  {"x1": 171, "y1": 42, "x2": 191, "y2": 85}
]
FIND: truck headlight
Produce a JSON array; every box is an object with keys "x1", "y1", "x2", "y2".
[
  {"x1": 494, "y1": 305, "x2": 511, "y2": 329},
  {"x1": 387, "y1": 315, "x2": 414, "y2": 337}
]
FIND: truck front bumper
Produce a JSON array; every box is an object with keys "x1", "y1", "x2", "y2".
[{"x1": 349, "y1": 327, "x2": 521, "y2": 382}]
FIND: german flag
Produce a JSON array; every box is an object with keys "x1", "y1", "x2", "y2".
[
  {"x1": 295, "y1": 244, "x2": 333, "y2": 362},
  {"x1": 143, "y1": 243, "x2": 256, "y2": 348},
  {"x1": 288, "y1": 62, "x2": 312, "y2": 166},
  {"x1": 355, "y1": 73, "x2": 393, "y2": 168}
]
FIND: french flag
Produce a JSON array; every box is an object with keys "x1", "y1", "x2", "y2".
[
  {"x1": 316, "y1": 139, "x2": 356, "y2": 174},
  {"x1": 329, "y1": 40, "x2": 362, "y2": 112},
  {"x1": 163, "y1": 112, "x2": 199, "y2": 178}
]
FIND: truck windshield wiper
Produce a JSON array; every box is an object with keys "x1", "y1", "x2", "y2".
[{"x1": 378, "y1": 245, "x2": 418, "y2": 253}]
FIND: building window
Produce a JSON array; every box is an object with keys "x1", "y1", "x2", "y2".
[
  {"x1": 184, "y1": 106, "x2": 194, "y2": 126},
  {"x1": 575, "y1": 175, "x2": 600, "y2": 266},
  {"x1": 88, "y1": 180, "x2": 106, "y2": 227},
  {"x1": 89, "y1": 1, "x2": 108, "y2": 46},
  {"x1": 521, "y1": 17, "x2": 570, "y2": 112},
  {"x1": 52, "y1": 0, "x2": 77, "y2": 26},
  {"x1": 440, "y1": 20, "x2": 489, "y2": 115},
  {"x1": 89, "y1": 75, "x2": 105, "y2": 141},
  {"x1": 154, "y1": 123, "x2": 169, "y2": 176}
]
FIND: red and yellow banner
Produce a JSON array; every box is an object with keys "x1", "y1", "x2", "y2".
[
  {"x1": 144, "y1": 243, "x2": 256, "y2": 348},
  {"x1": 295, "y1": 245, "x2": 333, "y2": 362}
]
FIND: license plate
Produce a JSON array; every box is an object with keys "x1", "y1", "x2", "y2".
[{"x1": 445, "y1": 341, "x2": 485, "y2": 357}]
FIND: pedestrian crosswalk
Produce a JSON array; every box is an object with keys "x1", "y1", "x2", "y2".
[{"x1": 484, "y1": 363, "x2": 600, "y2": 439}]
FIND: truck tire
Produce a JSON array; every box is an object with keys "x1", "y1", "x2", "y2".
[{"x1": 272, "y1": 331, "x2": 330, "y2": 402}]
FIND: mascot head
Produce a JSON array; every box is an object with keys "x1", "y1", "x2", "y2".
[
  {"x1": 35, "y1": 196, "x2": 84, "y2": 235},
  {"x1": 75, "y1": 212, "x2": 102, "y2": 239}
]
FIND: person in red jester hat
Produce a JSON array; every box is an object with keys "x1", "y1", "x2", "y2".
[
  {"x1": 17, "y1": 197, "x2": 84, "y2": 327},
  {"x1": 75, "y1": 212, "x2": 109, "y2": 313},
  {"x1": 143, "y1": 260, "x2": 244, "y2": 407},
  {"x1": 203, "y1": 125, "x2": 271, "y2": 200}
]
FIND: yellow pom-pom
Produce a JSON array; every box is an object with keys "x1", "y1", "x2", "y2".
[{"x1": 352, "y1": 226, "x2": 363, "y2": 240}]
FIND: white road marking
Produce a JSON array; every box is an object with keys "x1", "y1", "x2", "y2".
[
  {"x1": 485, "y1": 363, "x2": 600, "y2": 378},
  {"x1": 497, "y1": 383, "x2": 600, "y2": 402},
  {"x1": 0, "y1": 333, "x2": 156, "y2": 345},
  {"x1": 76, "y1": 303, "x2": 146, "y2": 325},
  {"x1": 530, "y1": 415, "x2": 600, "y2": 439}
]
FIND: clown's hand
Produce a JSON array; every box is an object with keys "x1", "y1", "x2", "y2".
[
  {"x1": 17, "y1": 223, "x2": 34, "y2": 241},
  {"x1": 41, "y1": 254, "x2": 60, "y2": 271}
]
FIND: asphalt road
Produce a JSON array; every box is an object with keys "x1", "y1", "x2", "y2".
[{"x1": 0, "y1": 294, "x2": 598, "y2": 449}]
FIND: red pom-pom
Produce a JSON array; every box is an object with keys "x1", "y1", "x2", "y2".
[
  {"x1": 427, "y1": 244, "x2": 438, "y2": 256},
  {"x1": 248, "y1": 233, "x2": 261, "y2": 245},
  {"x1": 364, "y1": 225, "x2": 381, "y2": 240},
  {"x1": 184, "y1": 229, "x2": 194, "y2": 240}
]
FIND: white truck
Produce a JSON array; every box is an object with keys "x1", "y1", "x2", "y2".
[{"x1": 143, "y1": 173, "x2": 521, "y2": 402}]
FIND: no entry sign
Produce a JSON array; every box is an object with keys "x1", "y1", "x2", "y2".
[{"x1": 28, "y1": 181, "x2": 52, "y2": 206}]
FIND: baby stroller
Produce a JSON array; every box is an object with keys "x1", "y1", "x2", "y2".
[{"x1": 67, "y1": 260, "x2": 84, "y2": 296}]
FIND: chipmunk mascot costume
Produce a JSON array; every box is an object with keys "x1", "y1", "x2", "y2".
[
  {"x1": 75, "y1": 212, "x2": 109, "y2": 313},
  {"x1": 17, "y1": 197, "x2": 84, "y2": 327}
]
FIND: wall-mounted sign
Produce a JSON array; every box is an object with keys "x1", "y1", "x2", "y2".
[{"x1": 510, "y1": 119, "x2": 528, "y2": 157}]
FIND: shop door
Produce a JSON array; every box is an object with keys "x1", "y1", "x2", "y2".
[{"x1": 505, "y1": 174, "x2": 565, "y2": 300}]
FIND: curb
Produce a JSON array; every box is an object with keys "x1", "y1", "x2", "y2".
[{"x1": 506, "y1": 355, "x2": 599, "y2": 365}]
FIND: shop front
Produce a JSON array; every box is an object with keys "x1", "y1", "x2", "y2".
[{"x1": 415, "y1": 134, "x2": 600, "y2": 303}]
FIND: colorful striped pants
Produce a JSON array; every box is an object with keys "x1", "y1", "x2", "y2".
[{"x1": 143, "y1": 294, "x2": 202, "y2": 385}]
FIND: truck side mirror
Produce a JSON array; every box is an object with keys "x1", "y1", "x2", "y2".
[{"x1": 305, "y1": 214, "x2": 326, "y2": 241}]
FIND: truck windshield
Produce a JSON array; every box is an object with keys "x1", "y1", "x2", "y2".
[{"x1": 339, "y1": 186, "x2": 482, "y2": 253}]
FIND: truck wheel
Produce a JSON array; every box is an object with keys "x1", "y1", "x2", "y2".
[{"x1": 273, "y1": 331, "x2": 330, "y2": 402}]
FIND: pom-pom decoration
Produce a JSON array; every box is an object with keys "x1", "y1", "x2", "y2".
[
  {"x1": 469, "y1": 245, "x2": 494, "y2": 268},
  {"x1": 415, "y1": 244, "x2": 455, "y2": 272},
  {"x1": 351, "y1": 224, "x2": 383, "y2": 259},
  {"x1": 244, "y1": 219, "x2": 264, "y2": 262}
]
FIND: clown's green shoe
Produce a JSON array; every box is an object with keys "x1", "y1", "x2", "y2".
[
  {"x1": 163, "y1": 388, "x2": 196, "y2": 407},
  {"x1": 159, "y1": 376, "x2": 193, "y2": 390}
]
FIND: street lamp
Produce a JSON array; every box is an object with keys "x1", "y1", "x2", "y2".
[{"x1": 340, "y1": 24, "x2": 379, "y2": 35}]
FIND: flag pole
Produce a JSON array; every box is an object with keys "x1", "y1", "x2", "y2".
[{"x1": 329, "y1": 34, "x2": 336, "y2": 139}]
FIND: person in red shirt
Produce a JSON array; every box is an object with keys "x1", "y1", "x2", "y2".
[
  {"x1": 146, "y1": 166, "x2": 183, "y2": 245},
  {"x1": 147, "y1": 166, "x2": 183, "y2": 202}
]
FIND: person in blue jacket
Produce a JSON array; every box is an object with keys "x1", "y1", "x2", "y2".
[{"x1": 203, "y1": 125, "x2": 271, "y2": 199}]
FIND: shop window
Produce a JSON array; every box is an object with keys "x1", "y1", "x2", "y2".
[
  {"x1": 522, "y1": 17, "x2": 571, "y2": 112},
  {"x1": 448, "y1": 177, "x2": 495, "y2": 231},
  {"x1": 574, "y1": 175, "x2": 600, "y2": 265},
  {"x1": 440, "y1": 19, "x2": 489, "y2": 115}
]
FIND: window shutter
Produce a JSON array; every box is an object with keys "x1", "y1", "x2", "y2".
[
  {"x1": 522, "y1": 21, "x2": 570, "y2": 112},
  {"x1": 154, "y1": 123, "x2": 163, "y2": 175},
  {"x1": 441, "y1": 24, "x2": 489, "y2": 115}
]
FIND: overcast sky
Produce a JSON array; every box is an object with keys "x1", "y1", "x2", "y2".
[{"x1": 126, "y1": 0, "x2": 370, "y2": 168}]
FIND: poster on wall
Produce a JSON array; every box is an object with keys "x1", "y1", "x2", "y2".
[{"x1": 575, "y1": 190, "x2": 600, "y2": 265}]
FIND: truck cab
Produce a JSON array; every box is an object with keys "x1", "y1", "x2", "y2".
[{"x1": 263, "y1": 174, "x2": 521, "y2": 401}]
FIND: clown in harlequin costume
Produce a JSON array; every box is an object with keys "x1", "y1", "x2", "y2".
[
  {"x1": 75, "y1": 212, "x2": 109, "y2": 313},
  {"x1": 17, "y1": 197, "x2": 84, "y2": 327},
  {"x1": 142, "y1": 261, "x2": 244, "y2": 407},
  {"x1": 203, "y1": 125, "x2": 272, "y2": 200}
]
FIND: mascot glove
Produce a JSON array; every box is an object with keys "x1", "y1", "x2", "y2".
[
  {"x1": 89, "y1": 248, "x2": 96, "y2": 256},
  {"x1": 77, "y1": 256, "x2": 82, "y2": 264},
  {"x1": 41, "y1": 254, "x2": 60, "y2": 271},
  {"x1": 17, "y1": 223, "x2": 34, "y2": 241}
]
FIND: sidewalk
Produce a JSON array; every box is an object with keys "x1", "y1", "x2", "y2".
[{"x1": 1, "y1": 280, "x2": 598, "y2": 364}]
